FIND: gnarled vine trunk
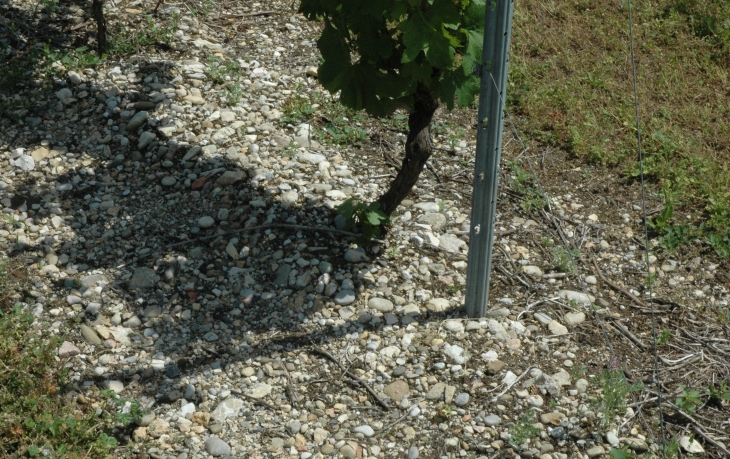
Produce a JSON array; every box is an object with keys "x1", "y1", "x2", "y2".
[
  {"x1": 93, "y1": 0, "x2": 107, "y2": 54},
  {"x1": 377, "y1": 84, "x2": 439, "y2": 216}
]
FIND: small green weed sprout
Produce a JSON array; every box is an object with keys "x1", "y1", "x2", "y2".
[
  {"x1": 675, "y1": 387, "x2": 702, "y2": 413},
  {"x1": 551, "y1": 245, "x2": 579, "y2": 273},
  {"x1": 508, "y1": 410, "x2": 540, "y2": 446},
  {"x1": 655, "y1": 329, "x2": 670, "y2": 345},
  {"x1": 109, "y1": 14, "x2": 179, "y2": 55},
  {"x1": 647, "y1": 201, "x2": 696, "y2": 253},
  {"x1": 570, "y1": 364, "x2": 587, "y2": 381},
  {"x1": 707, "y1": 381, "x2": 730, "y2": 403},
  {"x1": 592, "y1": 369, "x2": 643, "y2": 427},
  {"x1": 337, "y1": 198, "x2": 390, "y2": 243},
  {"x1": 506, "y1": 159, "x2": 546, "y2": 212}
]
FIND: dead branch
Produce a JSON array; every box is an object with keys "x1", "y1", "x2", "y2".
[{"x1": 311, "y1": 346, "x2": 390, "y2": 411}]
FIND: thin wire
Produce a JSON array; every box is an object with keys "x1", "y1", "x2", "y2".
[{"x1": 626, "y1": 0, "x2": 667, "y2": 451}]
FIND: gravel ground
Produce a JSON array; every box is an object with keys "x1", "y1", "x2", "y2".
[{"x1": 1, "y1": 1, "x2": 729, "y2": 458}]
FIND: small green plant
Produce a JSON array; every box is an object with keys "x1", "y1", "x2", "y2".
[
  {"x1": 707, "y1": 381, "x2": 730, "y2": 403},
  {"x1": 644, "y1": 273, "x2": 657, "y2": 288},
  {"x1": 439, "y1": 404, "x2": 457, "y2": 418},
  {"x1": 282, "y1": 145, "x2": 297, "y2": 158},
  {"x1": 676, "y1": 387, "x2": 702, "y2": 413},
  {"x1": 438, "y1": 200, "x2": 446, "y2": 212},
  {"x1": 541, "y1": 237, "x2": 554, "y2": 246},
  {"x1": 592, "y1": 369, "x2": 644, "y2": 427},
  {"x1": 655, "y1": 329, "x2": 670, "y2": 345},
  {"x1": 647, "y1": 201, "x2": 696, "y2": 253},
  {"x1": 570, "y1": 364, "x2": 587, "y2": 381},
  {"x1": 109, "y1": 14, "x2": 178, "y2": 55},
  {"x1": 100, "y1": 390, "x2": 144, "y2": 425},
  {"x1": 205, "y1": 54, "x2": 242, "y2": 83},
  {"x1": 508, "y1": 410, "x2": 541, "y2": 446},
  {"x1": 40, "y1": 0, "x2": 59, "y2": 15},
  {"x1": 281, "y1": 88, "x2": 319, "y2": 125},
  {"x1": 433, "y1": 122, "x2": 467, "y2": 149},
  {"x1": 447, "y1": 284, "x2": 461, "y2": 294},
  {"x1": 42, "y1": 45, "x2": 103, "y2": 74},
  {"x1": 609, "y1": 446, "x2": 635, "y2": 459},
  {"x1": 387, "y1": 245, "x2": 400, "y2": 258},
  {"x1": 337, "y1": 198, "x2": 390, "y2": 243},
  {"x1": 0, "y1": 304, "x2": 122, "y2": 457},
  {"x1": 506, "y1": 160, "x2": 546, "y2": 212},
  {"x1": 551, "y1": 245, "x2": 579, "y2": 273}
]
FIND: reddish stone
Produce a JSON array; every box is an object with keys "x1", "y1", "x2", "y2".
[{"x1": 191, "y1": 177, "x2": 207, "y2": 190}]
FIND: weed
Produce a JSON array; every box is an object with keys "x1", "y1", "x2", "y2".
[
  {"x1": 205, "y1": 54, "x2": 242, "y2": 83},
  {"x1": 644, "y1": 273, "x2": 658, "y2": 289},
  {"x1": 447, "y1": 284, "x2": 461, "y2": 294},
  {"x1": 647, "y1": 201, "x2": 696, "y2": 253},
  {"x1": 0, "y1": 259, "x2": 144, "y2": 457},
  {"x1": 551, "y1": 245, "x2": 579, "y2": 273},
  {"x1": 570, "y1": 364, "x2": 587, "y2": 381},
  {"x1": 282, "y1": 145, "x2": 297, "y2": 158},
  {"x1": 337, "y1": 198, "x2": 390, "y2": 243},
  {"x1": 609, "y1": 446, "x2": 635, "y2": 459},
  {"x1": 707, "y1": 381, "x2": 730, "y2": 403},
  {"x1": 508, "y1": 410, "x2": 540, "y2": 446},
  {"x1": 40, "y1": 0, "x2": 59, "y2": 15},
  {"x1": 676, "y1": 387, "x2": 702, "y2": 413},
  {"x1": 433, "y1": 121, "x2": 466, "y2": 150},
  {"x1": 438, "y1": 200, "x2": 446, "y2": 212},
  {"x1": 109, "y1": 14, "x2": 178, "y2": 56},
  {"x1": 506, "y1": 159, "x2": 546, "y2": 212},
  {"x1": 281, "y1": 90, "x2": 369, "y2": 147},
  {"x1": 387, "y1": 246, "x2": 400, "y2": 258},
  {"x1": 281, "y1": 88, "x2": 319, "y2": 125},
  {"x1": 42, "y1": 45, "x2": 102, "y2": 74},
  {"x1": 654, "y1": 329, "x2": 670, "y2": 345},
  {"x1": 592, "y1": 369, "x2": 643, "y2": 427}
]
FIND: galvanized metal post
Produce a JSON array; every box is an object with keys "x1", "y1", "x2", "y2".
[{"x1": 465, "y1": 0, "x2": 515, "y2": 317}]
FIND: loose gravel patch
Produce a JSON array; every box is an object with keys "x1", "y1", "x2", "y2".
[{"x1": 1, "y1": 1, "x2": 729, "y2": 458}]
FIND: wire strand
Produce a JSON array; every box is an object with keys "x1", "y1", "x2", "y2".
[{"x1": 625, "y1": 0, "x2": 667, "y2": 452}]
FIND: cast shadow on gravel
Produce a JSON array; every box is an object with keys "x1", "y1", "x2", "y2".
[{"x1": 1, "y1": 54, "x2": 467, "y2": 424}]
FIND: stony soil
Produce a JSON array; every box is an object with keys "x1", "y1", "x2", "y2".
[{"x1": 1, "y1": 1, "x2": 729, "y2": 458}]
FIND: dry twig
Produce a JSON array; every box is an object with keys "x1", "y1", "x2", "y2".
[{"x1": 311, "y1": 346, "x2": 390, "y2": 411}]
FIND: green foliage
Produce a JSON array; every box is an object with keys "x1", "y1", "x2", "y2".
[
  {"x1": 644, "y1": 273, "x2": 658, "y2": 288},
  {"x1": 42, "y1": 45, "x2": 103, "y2": 74},
  {"x1": 506, "y1": 159, "x2": 546, "y2": 212},
  {"x1": 433, "y1": 121, "x2": 467, "y2": 150},
  {"x1": 647, "y1": 201, "x2": 696, "y2": 253},
  {"x1": 655, "y1": 329, "x2": 670, "y2": 345},
  {"x1": 337, "y1": 198, "x2": 390, "y2": 243},
  {"x1": 282, "y1": 89, "x2": 370, "y2": 147},
  {"x1": 508, "y1": 410, "x2": 540, "y2": 446},
  {"x1": 205, "y1": 55, "x2": 244, "y2": 106},
  {"x1": 610, "y1": 447, "x2": 635, "y2": 459},
  {"x1": 0, "y1": 260, "x2": 143, "y2": 458},
  {"x1": 40, "y1": 0, "x2": 59, "y2": 15},
  {"x1": 550, "y1": 245, "x2": 579, "y2": 273},
  {"x1": 592, "y1": 369, "x2": 644, "y2": 427},
  {"x1": 707, "y1": 381, "x2": 730, "y2": 402},
  {"x1": 298, "y1": 0, "x2": 486, "y2": 116},
  {"x1": 676, "y1": 387, "x2": 702, "y2": 413},
  {"x1": 570, "y1": 364, "x2": 587, "y2": 381},
  {"x1": 109, "y1": 14, "x2": 179, "y2": 55}
]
